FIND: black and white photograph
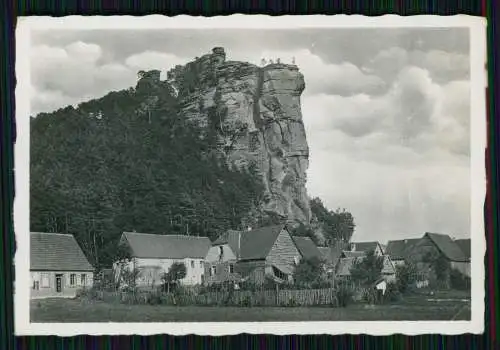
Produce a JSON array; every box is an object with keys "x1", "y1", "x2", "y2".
[{"x1": 15, "y1": 15, "x2": 486, "y2": 335}]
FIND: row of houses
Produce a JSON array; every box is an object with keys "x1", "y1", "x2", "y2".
[{"x1": 29, "y1": 226, "x2": 471, "y2": 299}]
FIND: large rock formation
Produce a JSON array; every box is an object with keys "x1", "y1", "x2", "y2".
[{"x1": 165, "y1": 48, "x2": 311, "y2": 226}]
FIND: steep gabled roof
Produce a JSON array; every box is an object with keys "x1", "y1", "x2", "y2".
[
  {"x1": 212, "y1": 229, "x2": 241, "y2": 256},
  {"x1": 386, "y1": 238, "x2": 422, "y2": 260},
  {"x1": 336, "y1": 257, "x2": 363, "y2": 276},
  {"x1": 292, "y1": 236, "x2": 323, "y2": 260},
  {"x1": 351, "y1": 241, "x2": 381, "y2": 253},
  {"x1": 455, "y1": 238, "x2": 471, "y2": 259},
  {"x1": 341, "y1": 250, "x2": 366, "y2": 258},
  {"x1": 381, "y1": 255, "x2": 396, "y2": 275},
  {"x1": 336, "y1": 255, "x2": 395, "y2": 277},
  {"x1": 318, "y1": 241, "x2": 350, "y2": 266},
  {"x1": 30, "y1": 232, "x2": 94, "y2": 271},
  {"x1": 122, "y1": 232, "x2": 211, "y2": 259},
  {"x1": 424, "y1": 232, "x2": 468, "y2": 262},
  {"x1": 213, "y1": 225, "x2": 285, "y2": 261}
]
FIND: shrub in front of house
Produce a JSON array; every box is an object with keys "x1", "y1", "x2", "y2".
[
  {"x1": 332, "y1": 283, "x2": 354, "y2": 308},
  {"x1": 76, "y1": 287, "x2": 103, "y2": 301},
  {"x1": 382, "y1": 282, "x2": 403, "y2": 303},
  {"x1": 240, "y1": 295, "x2": 253, "y2": 307},
  {"x1": 450, "y1": 269, "x2": 471, "y2": 291}
]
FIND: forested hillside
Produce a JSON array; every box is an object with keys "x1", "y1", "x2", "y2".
[
  {"x1": 30, "y1": 63, "x2": 355, "y2": 269},
  {"x1": 30, "y1": 74, "x2": 264, "y2": 268}
]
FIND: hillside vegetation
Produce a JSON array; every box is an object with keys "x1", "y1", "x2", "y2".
[{"x1": 30, "y1": 70, "x2": 354, "y2": 268}]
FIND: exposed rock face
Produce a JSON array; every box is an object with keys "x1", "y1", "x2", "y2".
[{"x1": 166, "y1": 48, "x2": 311, "y2": 226}]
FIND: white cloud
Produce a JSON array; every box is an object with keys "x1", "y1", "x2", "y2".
[
  {"x1": 303, "y1": 65, "x2": 469, "y2": 156},
  {"x1": 28, "y1": 34, "x2": 471, "y2": 242},
  {"x1": 302, "y1": 64, "x2": 470, "y2": 241},
  {"x1": 365, "y1": 47, "x2": 469, "y2": 83},
  {"x1": 232, "y1": 49, "x2": 386, "y2": 96},
  {"x1": 124, "y1": 51, "x2": 188, "y2": 80},
  {"x1": 306, "y1": 147, "x2": 470, "y2": 243},
  {"x1": 30, "y1": 41, "x2": 138, "y2": 115}
]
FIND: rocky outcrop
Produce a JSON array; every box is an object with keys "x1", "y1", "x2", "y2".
[{"x1": 165, "y1": 48, "x2": 311, "y2": 226}]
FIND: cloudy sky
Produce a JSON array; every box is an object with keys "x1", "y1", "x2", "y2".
[{"x1": 30, "y1": 27, "x2": 471, "y2": 243}]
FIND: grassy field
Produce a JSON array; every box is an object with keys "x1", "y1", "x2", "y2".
[{"x1": 31, "y1": 294, "x2": 471, "y2": 322}]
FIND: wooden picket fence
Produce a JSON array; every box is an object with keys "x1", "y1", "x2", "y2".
[{"x1": 91, "y1": 285, "x2": 370, "y2": 307}]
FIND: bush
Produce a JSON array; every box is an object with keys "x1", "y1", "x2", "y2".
[
  {"x1": 383, "y1": 282, "x2": 402, "y2": 303},
  {"x1": 363, "y1": 288, "x2": 380, "y2": 305},
  {"x1": 76, "y1": 287, "x2": 101, "y2": 301},
  {"x1": 333, "y1": 284, "x2": 353, "y2": 308},
  {"x1": 147, "y1": 293, "x2": 162, "y2": 305},
  {"x1": 240, "y1": 295, "x2": 252, "y2": 307},
  {"x1": 286, "y1": 297, "x2": 297, "y2": 307},
  {"x1": 450, "y1": 269, "x2": 471, "y2": 290},
  {"x1": 395, "y1": 263, "x2": 416, "y2": 294}
]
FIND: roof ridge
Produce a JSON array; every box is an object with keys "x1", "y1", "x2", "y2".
[
  {"x1": 31, "y1": 232, "x2": 74, "y2": 237},
  {"x1": 124, "y1": 232, "x2": 208, "y2": 239}
]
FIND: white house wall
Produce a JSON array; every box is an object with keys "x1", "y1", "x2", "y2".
[
  {"x1": 121, "y1": 257, "x2": 206, "y2": 286},
  {"x1": 31, "y1": 270, "x2": 94, "y2": 299},
  {"x1": 205, "y1": 244, "x2": 237, "y2": 263}
]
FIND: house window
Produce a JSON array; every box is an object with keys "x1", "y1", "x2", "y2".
[
  {"x1": 199, "y1": 260, "x2": 203, "y2": 267},
  {"x1": 33, "y1": 281, "x2": 39, "y2": 290},
  {"x1": 70, "y1": 274, "x2": 76, "y2": 286},
  {"x1": 272, "y1": 266, "x2": 288, "y2": 281},
  {"x1": 81, "y1": 274, "x2": 87, "y2": 286},
  {"x1": 229, "y1": 264, "x2": 234, "y2": 274},
  {"x1": 191, "y1": 260, "x2": 195, "y2": 268},
  {"x1": 40, "y1": 273, "x2": 50, "y2": 288},
  {"x1": 210, "y1": 266, "x2": 216, "y2": 276}
]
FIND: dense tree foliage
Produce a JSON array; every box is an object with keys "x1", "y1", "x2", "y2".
[
  {"x1": 309, "y1": 197, "x2": 355, "y2": 245},
  {"x1": 30, "y1": 74, "x2": 264, "y2": 269},
  {"x1": 349, "y1": 249, "x2": 384, "y2": 286},
  {"x1": 294, "y1": 256, "x2": 326, "y2": 287},
  {"x1": 395, "y1": 262, "x2": 417, "y2": 293}
]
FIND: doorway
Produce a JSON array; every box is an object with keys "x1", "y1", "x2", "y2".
[{"x1": 55, "y1": 274, "x2": 63, "y2": 293}]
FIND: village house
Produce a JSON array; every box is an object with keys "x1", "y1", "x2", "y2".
[
  {"x1": 317, "y1": 241, "x2": 350, "y2": 275},
  {"x1": 385, "y1": 238, "x2": 422, "y2": 267},
  {"x1": 335, "y1": 253, "x2": 396, "y2": 283},
  {"x1": 30, "y1": 232, "x2": 94, "y2": 299},
  {"x1": 204, "y1": 225, "x2": 302, "y2": 285},
  {"x1": 203, "y1": 230, "x2": 241, "y2": 285},
  {"x1": 348, "y1": 241, "x2": 384, "y2": 256},
  {"x1": 114, "y1": 232, "x2": 211, "y2": 287},
  {"x1": 412, "y1": 232, "x2": 471, "y2": 278},
  {"x1": 455, "y1": 238, "x2": 471, "y2": 262},
  {"x1": 292, "y1": 236, "x2": 324, "y2": 261}
]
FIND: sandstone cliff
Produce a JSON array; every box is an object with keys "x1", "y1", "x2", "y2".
[{"x1": 163, "y1": 48, "x2": 311, "y2": 227}]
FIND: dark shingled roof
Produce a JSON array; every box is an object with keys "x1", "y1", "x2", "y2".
[
  {"x1": 342, "y1": 251, "x2": 366, "y2": 258},
  {"x1": 425, "y1": 232, "x2": 468, "y2": 262},
  {"x1": 122, "y1": 232, "x2": 211, "y2": 259},
  {"x1": 30, "y1": 232, "x2": 94, "y2": 271},
  {"x1": 386, "y1": 238, "x2": 422, "y2": 260},
  {"x1": 292, "y1": 237, "x2": 323, "y2": 260},
  {"x1": 455, "y1": 238, "x2": 471, "y2": 259},
  {"x1": 212, "y1": 225, "x2": 285, "y2": 261},
  {"x1": 351, "y1": 241, "x2": 380, "y2": 253}
]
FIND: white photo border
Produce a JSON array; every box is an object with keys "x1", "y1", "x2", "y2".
[{"x1": 14, "y1": 14, "x2": 487, "y2": 336}]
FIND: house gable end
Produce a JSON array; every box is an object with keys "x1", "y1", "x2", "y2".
[{"x1": 266, "y1": 228, "x2": 301, "y2": 275}]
